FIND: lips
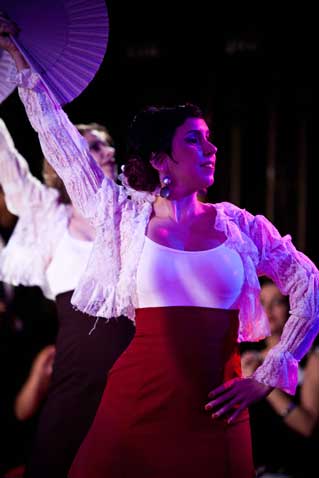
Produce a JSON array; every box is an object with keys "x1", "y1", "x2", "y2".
[{"x1": 201, "y1": 162, "x2": 214, "y2": 168}]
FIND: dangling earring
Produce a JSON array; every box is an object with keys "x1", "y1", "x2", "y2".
[{"x1": 160, "y1": 176, "x2": 171, "y2": 198}]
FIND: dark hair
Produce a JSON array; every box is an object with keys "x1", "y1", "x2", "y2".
[{"x1": 124, "y1": 103, "x2": 204, "y2": 192}]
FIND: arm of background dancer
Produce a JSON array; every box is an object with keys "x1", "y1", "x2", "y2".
[
  {"x1": 14, "y1": 345, "x2": 56, "y2": 421},
  {"x1": 239, "y1": 347, "x2": 318, "y2": 433},
  {"x1": 242, "y1": 345, "x2": 319, "y2": 436},
  {"x1": 266, "y1": 349, "x2": 319, "y2": 436},
  {"x1": 0, "y1": 119, "x2": 51, "y2": 215}
]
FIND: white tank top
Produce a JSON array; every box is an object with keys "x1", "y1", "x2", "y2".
[
  {"x1": 136, "y1": 236, "x2": 244, "y2": 309},
  {"x1": 46, "y1": 229, "x2": 93, "y2": 298}
]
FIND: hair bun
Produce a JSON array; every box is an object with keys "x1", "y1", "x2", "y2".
[{"x1": 124, "y1": 156, "x2": 159, "y2": 192}]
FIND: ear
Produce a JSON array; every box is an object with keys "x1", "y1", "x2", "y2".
[{"x1": 150, "y1": 152, "x2": 169, "y2": 173}]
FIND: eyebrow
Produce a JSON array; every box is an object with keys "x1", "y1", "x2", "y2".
[{"x1": 185, "y1": 129, "x2": 211, "y2": 136}]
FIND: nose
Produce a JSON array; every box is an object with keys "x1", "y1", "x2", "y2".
[
  {"x1": 204, "y1": 140, "x2": 217, "y2": 156},
  {"x1": 94, "y1": 144, "x2": 115, "y2": 159},
  {"x1": 102, "y1": 145, "x2": 115, "y2": 161}
]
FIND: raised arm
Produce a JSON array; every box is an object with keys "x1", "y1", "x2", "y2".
[
  {"x1": 0, "y1": 118, "x2": 54, "y2": 215},
  {"x1": 17, "y1": 70, "x2": 105, "y2": 218},
  {"x1": 0, "y1": 16, "x2": 105, "y2": 219}
]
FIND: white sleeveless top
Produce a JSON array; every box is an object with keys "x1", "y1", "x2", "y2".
[
  {"x1": 46, "y1": 229, "x2": 93, "y2": 298},
  {"x1": 136, "y1": 236, "x2": 244, "y2": 309}
]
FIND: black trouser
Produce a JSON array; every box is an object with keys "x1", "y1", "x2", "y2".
[{"x1": 24, "y1": 290, "x2": 135, "y2": 478}]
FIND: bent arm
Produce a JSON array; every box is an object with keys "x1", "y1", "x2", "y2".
[{"x1": 248, "y1": 215, "x2": 319, "y2": 394}]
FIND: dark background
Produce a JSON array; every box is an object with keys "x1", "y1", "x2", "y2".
[
  {"x1": 1, "y1": 0, "x2": 318, "y2": 263},
  {"x1": 1, "y1": 2, "x2": 318, "y2": 471}
]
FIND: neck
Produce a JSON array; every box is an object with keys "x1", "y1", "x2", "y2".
[{"x1": 154, "y1": 192, "x2": 202, "y2": 223}]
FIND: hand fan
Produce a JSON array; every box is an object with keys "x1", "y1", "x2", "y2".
[
  {"x1": 0, "y1": 0, "x2": 109, "y2": 105},
  {"x1": 0, "y1": 48, "x2": 17, "y2": 103}
]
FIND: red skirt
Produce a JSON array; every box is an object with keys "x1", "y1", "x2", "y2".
[{"x1": 69, "y1": 307, "x2": 254, "y2": 478}]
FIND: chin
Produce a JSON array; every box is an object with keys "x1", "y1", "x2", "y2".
[
  {"x1": 103, "y1": 167, "x2": 114, "y2": 179},
  {"x1": 202, "y1": 176, "x2": 214, "y2": 189}
]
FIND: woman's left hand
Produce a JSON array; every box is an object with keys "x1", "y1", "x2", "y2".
[
  {"x1": 205, "y1": 377, "x2": 273, "y2": 423},
  {"x1": 0, "y1": 12, "x2": 20, "y2": 53},
  {"x1": 0, "y1": 12, "x2": 28, "y2": 70}
]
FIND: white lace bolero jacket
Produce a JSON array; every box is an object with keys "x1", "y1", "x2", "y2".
[
  {"x1": 0, "y1": 118, "x2": 71, "y2": 299},
  {"x1": 11, "y1": 68, "x2": 319, "y2": 394}
]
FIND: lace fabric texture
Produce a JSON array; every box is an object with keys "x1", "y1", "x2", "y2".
[
  {"x1": 0, "y1": 117, "x2": 71, "y2": 299},
  {"x1": 9, "y1": 68, "x2": 319, "y2": 395}
]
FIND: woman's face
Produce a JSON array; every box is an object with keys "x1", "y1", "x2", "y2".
[
  {"x1": 260, "y1": 283, "x2": 289, "y2": 335},
  {"x1": 84, "y1": 130, "x2": 116, "y2": 180},
  {"x1": 161, "y1": 117, "x2": 217, "y2": 197}
]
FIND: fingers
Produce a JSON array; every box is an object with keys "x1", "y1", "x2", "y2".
[
  {"x1": 205, "y1": 378, "x2": 253, "y2": 423},
  {"x1": 208, "y1": 397, "x2": 239, "y2": 419},
  {"x1": 208, "y1": 377, "x2": 239, "y2": 399},
  {"x1": 0, "y1": 18, "x2": 19, "y2": 36},
  {"x1": 205, "y1": 387, "x2": 235, "y2": 411},
  {"x1": 0, "y1": 12, "x2": 20, "y2": 37},
  {"x1": 205, "y1": 380, "x2": 241, "y2": 423},
  {"x1": 227, "y1": 403, "x2": 246, "y2": 423},
  {"x1": 205, "y1": 391, "x2": 245, "y2": 424}
]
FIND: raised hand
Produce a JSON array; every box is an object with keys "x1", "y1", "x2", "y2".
[
  {"x1": 0, "y1": 12, "x2": 28, "y2": 70},
  {"x1": 0, "y1": 11, "x2": 19, "y2": 54}
]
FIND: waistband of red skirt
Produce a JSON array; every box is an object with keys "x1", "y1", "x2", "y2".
[{"x1": 135, "y1": 306, "x2": 239, "y2": 335}]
